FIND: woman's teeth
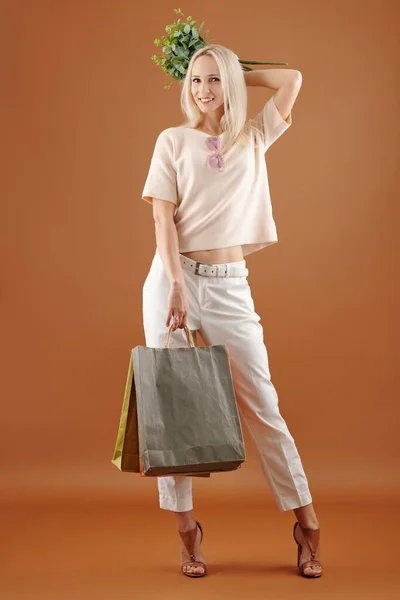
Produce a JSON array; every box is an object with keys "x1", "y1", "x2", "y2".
[{"x1": 200, "y1": 98, "x2": 214, "y2": 103}]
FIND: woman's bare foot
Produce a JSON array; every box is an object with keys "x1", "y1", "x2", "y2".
[
  {"x1": 180, "y1": 523, "x2": 206, "y2": 575},
  {"x1": 293, "y1": 522, "x2": 322, "y2": 577},
  {"x1": 293, "y1": 503, "x2": 322, "y2": 577},
  {"x1": 176, "y1": 510, "x2": 206, "y2": 576}
]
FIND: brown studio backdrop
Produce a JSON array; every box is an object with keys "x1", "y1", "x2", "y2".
[{"x1": 2, "y1": 0, "x2": 398, "y2": 501}]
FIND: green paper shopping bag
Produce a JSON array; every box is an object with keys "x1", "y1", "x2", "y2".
[{"x1": 111, "y1": 350, "x2": 140, "y2": 472}]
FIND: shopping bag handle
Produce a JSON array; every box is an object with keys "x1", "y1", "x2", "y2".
[{"x1": 164, "y1": 324, "x2": 196, "y2": 348}]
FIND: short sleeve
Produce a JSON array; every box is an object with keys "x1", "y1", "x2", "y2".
[
  {"x1": 252, "y1": 95, "x2": 292, "y2": 152},
  {"x1": 142, "y1": 129, "x2": 178, "y2": 206}
]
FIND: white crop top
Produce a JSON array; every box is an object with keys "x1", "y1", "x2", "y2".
[{"x1": 142, "y1": 96, "x2": 292, "y2": 257}]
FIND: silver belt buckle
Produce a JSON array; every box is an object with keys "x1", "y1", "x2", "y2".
[
  {"x1": 211, "y1": 263, "x2": 228, "y2": 277},
  {"x1": 194, "y1": 261, "x2": 228, "y2": 277},
  {"x1": 194, "y1": 261, "x2": 212, "y2": 277}
]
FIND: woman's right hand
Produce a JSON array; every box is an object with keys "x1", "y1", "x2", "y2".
[{"x1": 166, "y1": 282, "x2": 189, "y2": 331}]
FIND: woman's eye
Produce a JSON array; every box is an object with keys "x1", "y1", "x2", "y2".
[{"x1": 192, "y1": 77, "x2": 220, "y2": 83}]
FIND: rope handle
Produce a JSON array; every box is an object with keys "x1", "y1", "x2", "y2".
[{"x1": 164, "y1": 323, "x2": 195, "y2": 348}]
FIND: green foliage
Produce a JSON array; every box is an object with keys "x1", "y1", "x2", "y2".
[
  {"x1": 151, "y1": 7, "x2": 288, "y2": 90},
  {"x1": 151, "y1": 8, "x2": 209, "y2": 89}
]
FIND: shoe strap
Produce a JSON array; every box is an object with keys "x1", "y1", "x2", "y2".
[
  {"x1": 298, "y1": 523, "x2": 320, "y2": 560},
  {"x1": 179, "y1": 525, "x2": 198, "y2": 562},
  {"x1": 300, "y1": 559, "x2": 323, "y2": 575},
  {"x1": 181, "y1": 561, "x2": 206, "y2": 571}
]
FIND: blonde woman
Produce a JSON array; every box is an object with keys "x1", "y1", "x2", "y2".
[{"x1": 141, "y1": 44, "x2": 323, "y2": 579}]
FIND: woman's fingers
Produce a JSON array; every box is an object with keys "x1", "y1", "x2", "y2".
[
  {"x1": 175, "y1": 311, "x2": 186, "y2": 330},
  {"x1": 176, "y1": 312, "x2": 184, "y2": 330},
  {"x1": 167, "y1": 309, "x2": 188, "y2": 331}
]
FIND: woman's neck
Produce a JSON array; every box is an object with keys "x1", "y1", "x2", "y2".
[{"x1": 197, "y1": 111, "x2": 224, "y2": 135}]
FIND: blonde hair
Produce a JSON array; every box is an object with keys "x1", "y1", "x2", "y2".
[{"x1": 179, "y1": 44, "x2": 261, "y2": 155}]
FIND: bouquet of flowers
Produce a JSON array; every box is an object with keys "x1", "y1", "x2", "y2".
[{"x1": 151, "y1": 8, "x2": 288, "y2": 89}]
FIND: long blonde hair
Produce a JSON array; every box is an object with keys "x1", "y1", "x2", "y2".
[{"x1": 179, "y1": 44, "x2": 261, "y2": 154}]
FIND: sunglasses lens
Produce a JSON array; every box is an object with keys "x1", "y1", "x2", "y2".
[
  {"x1": 207, "y1": 153, "x2": 224, "y2": 170},
  {"x1": 207, "y1": 154, "x2": 220, "y2": 169},
  {"x1": 205, "y1": 135, "x2": 223, "y2": 170},
  {"x1": 205, "y1": 136, "x2": 219, "y2": 151}
]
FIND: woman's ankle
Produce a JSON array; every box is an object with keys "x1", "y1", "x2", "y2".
[
  {"x1": 293, "y1": 503, "x2": 319, "y2": 530},
  {"x1": 176, "y1": 509, "x2": 196, "y2": 531}
]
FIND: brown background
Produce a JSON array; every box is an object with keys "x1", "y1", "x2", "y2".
[{"x1": 2, "y1": 0, "x2": 399, "y2": 598}]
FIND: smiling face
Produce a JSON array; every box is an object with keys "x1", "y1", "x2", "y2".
[{"x1": 191, "y1": 54, "x2": 224, "y2": 116}]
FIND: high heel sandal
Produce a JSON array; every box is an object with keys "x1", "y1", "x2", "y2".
[
  {"x1": 293, "y1": 521, "x2": 323, "y2": 578},
  {"x1": 179, "y1": 520, "x2": 207, "y2": 578}
]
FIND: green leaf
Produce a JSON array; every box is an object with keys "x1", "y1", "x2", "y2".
[
  {"x1": 192, "y1": 28, "x2": 198, "y2": 39},
  {"x1": 184, "y1": 24, "x2": 191, "y2": 33},
  {"x1": 198, "y1": 20, "x2": 205, "y2": 32},
  {"x1": 175, "y1": 46, "x2": 188, "y2": 57}
]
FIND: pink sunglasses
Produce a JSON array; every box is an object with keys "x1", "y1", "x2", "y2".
[{"x1": 205, "y1": 136, "x2": 224, "y2": 172}]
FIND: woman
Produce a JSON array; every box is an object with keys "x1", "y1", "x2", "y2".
[{"x1": 141, "y1": 44, "x2": 323, "y2": 579}]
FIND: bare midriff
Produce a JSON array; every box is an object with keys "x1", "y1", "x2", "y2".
[{"x1": 181, "y1": 245, "x2": 244, "y2": 264}]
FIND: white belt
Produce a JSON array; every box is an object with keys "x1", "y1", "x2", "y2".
[{"x1": 180, "y1": 255, "x2": 248, "y2": 278}]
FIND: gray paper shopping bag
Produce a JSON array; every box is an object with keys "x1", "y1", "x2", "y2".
[
  {"x1": 111, "y1": 335, "x2": 210, "y2": 478},
  {"x1": 133, "y1": 324, "x2": 246, "y2": 477}
]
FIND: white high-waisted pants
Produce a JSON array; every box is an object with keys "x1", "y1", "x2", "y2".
[{"x1": 142, "y1": 249, "x2": 313, "y2": 512}]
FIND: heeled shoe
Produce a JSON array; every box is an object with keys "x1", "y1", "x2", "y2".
[
  {"x1": 179, "y1": 520, "x2": 207, "y2": 578},
  {"x1": 293, "y1": 521, "x2": 323, "y2": 578}
]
